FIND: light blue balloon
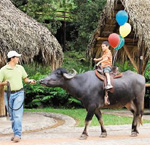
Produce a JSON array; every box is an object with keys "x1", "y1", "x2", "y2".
[
  {"x1": 114, "y1": 35, "x2": 125, "y2": 50},
  {"x1": 116, "y1": 10, "x2": 128, "y2": 26}
]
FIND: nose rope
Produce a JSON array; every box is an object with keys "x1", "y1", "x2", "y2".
[
  {"x1": 6, "y1": 80, "x2": 40, "y2": 118},
  {"x1": 6, "y1": 82, "x2": 25, "y2": 111}
]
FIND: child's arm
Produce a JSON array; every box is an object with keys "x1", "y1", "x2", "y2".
[
  {"x1": 96, "y1": 57, "x2": 108, "y2": 66},
  {"x1": 94, "y1": 57, "x2": 102, "y2": 62}
]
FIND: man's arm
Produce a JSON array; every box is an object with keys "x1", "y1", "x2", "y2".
[{"x1": 24, "y1": 77, "x2": 36, "y2": 84}]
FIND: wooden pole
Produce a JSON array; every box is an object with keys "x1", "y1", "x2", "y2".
[
  {"x1": 123, "y1": 45, "x2": 138, "y2": 72},
  {"x1": 138, "y1": 45, "x2": 143, "y2": 74},
  {"x1": 96, "y1": 37, "x2": 138, "y2": 43},
  {"x1": 63, "y1": 11, "x2": 66, "y2": 51},
  {"x1": 0, "y1": 86, "x2": 6, "y2": 117},
  {"x1": 145, "y1": 84, "x2": 150, "y2": 87}
]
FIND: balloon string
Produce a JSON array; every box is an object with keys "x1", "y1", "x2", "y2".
[{"x1": 113, "y1": 50, "x2": 118, "y2": 66}]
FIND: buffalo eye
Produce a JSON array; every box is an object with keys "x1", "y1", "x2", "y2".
[{"x1": 56, "y1": 70, "x2": 62, "y2": 75}]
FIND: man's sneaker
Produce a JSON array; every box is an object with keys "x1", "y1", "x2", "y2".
[
  {"x1": 105, "y1": 84, "x2": 113, "y2": 90},
  {"x1": 13, "y1": 136, "x2": 21, "y2": 143}
]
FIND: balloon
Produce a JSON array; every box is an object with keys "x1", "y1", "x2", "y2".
[
  {"x1": 108, "y1": 33, "x2": 120, "y2": 48},
  {"x1": 116, "y1": 10, "x2": 128, "y2": 26},
  {"x1": 119, "y1": 23, "x2": 131, "y2": 37},
  {"x1": 114, "y1": 35, "x2": 125, "y2": 50}
]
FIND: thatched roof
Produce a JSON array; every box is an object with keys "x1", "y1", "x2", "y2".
[
  {"x1": 87, "y1": 0, "x2": 150, "y2": 74},
  {"x1": 0, "y1": 0, "x2": 64, "y2": 69}
]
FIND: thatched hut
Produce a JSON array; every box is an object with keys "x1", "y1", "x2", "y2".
[
  {"x1": 0, "y1": 0, "x2": 64, "y2": 70},
  {"x1": 87, "y1": 0, "x2": 150, "y2": 75}
]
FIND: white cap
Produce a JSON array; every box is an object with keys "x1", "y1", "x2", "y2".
[{"x1": 7, "y1": 51, "x2": 21, "y2": 58}]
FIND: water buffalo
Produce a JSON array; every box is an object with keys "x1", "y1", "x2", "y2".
[{"x1": 39, "y1": 68, "x2": 145, "y2": 139}]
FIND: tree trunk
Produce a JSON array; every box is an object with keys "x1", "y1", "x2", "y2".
[{"x1": 0, "y1": 86, "x2": 6, "y2": 117}]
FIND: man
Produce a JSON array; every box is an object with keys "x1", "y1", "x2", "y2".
[
  {"x1": 94, "y1": 41, "x2": 113, "y2": 90},
  {"x1": 0, "y1": 51, "x2": 36, "y2": 143}
]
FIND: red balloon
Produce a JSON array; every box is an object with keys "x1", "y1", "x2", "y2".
[{"x1": 108, "y1": 33, "x2": 120, "y2": 48}]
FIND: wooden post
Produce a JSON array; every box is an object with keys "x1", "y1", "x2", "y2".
[
  {"x1": 63, "y1": 11, "x2": 66, "y2": 51},
  {"x1": 96, "y1": 37, "x2": 138, "y2": 43},
  {"x1": 123, "y1": 45, "x2": 138, "y2": 72},
  {"x1": 146, "y1": 84, "x2": 150, "y2": 87},
  {"x1": 0, "y1": 86, "x2": 6, "y2": 117},
  {"x1": 138, "y1": 45, "x2": 144, "y2": 75}
]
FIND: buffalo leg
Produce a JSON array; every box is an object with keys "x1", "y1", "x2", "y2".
[
  {"x1": 125, "y1": 101, "x2": 138, "y2": 136},
  {"x1": 131, "y1": 97, "x2": 144, "y2": 137},
  {"x1": 80, "y1": 106, "x2": 96, "y2": 140},
  {"x1": 126, "y1": 91, "x2": 144, "y2": 137},
  {"x1": 95, "y1": 109, "x2": 107, "y2": 137}
]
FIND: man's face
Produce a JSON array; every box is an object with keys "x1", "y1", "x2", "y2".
[
  {"x1": 11, "y1": 56, "x2": 20, "y2": 64},
  {"x1": 101, "y1": 44, "x2": 108, "y2": 51}
]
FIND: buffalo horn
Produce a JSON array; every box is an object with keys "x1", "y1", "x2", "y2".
[{"x1": 63, "y1": 69, "x2": 77, "y2": 79}]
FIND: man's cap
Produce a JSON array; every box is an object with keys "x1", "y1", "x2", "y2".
[
  {"x1": 102, "y1": 41, "x2": 110, "y2": 46},
  {"x1": 7, "y1": 51, "x2": 21, "y2": 58}
]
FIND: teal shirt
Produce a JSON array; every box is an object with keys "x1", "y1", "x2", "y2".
[{"x1": 0, "y1": 64, "x2": 28, "y2": 91}]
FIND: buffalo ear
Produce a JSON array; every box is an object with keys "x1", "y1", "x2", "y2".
[{"x1": 63, "y1": 69, "x2": 77, "y2": 79}]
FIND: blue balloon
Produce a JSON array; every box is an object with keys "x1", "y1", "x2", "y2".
[
  {"x1": 114, "y1": 35, "x2": 125, "y2": 50},
  {"x1": 116, "y1": 10, "x2": 128, "y2": 26}
]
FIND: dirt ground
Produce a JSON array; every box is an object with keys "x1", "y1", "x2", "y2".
[{"x1": 0, "y1": 110, "x2": 150, "y2": 145}]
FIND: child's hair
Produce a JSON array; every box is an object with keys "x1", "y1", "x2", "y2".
[{"x1": 102, "y1": 41, "x2": 110, "y2": 47}]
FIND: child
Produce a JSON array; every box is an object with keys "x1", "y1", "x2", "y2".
[{"x1": 94, "y1": 41, "x2": 113, "y2": 90}]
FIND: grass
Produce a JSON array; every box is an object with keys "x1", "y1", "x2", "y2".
[{"x1": 24, "y1": 108, "x2": 150, "y2": 127}]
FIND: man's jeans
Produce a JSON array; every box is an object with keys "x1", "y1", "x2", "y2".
[{"x1": 4, "y1": 90, "x2": 24, "y2": 137}]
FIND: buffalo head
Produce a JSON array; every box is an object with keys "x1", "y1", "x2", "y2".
[{"x1": 39, "y1": 68, "x2": 77, "y2": 87}]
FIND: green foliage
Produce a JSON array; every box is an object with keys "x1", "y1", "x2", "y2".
[
  {"x1": 13, "y1": 0, "x2": 106, "y2": 50},
  {"x1": 17, "y1": 0, "x2": 75, "y2": 34},
  {"x1": 23, "y1": 50, "x2": 92, "y2": 108},
  {"x1": 145, "y1": 61, "x2": 150, "y2": 80},
  {"x1": 23, "y1": 71, "x2": 76, "y2": 108},
  {"x1": 23, "y1": 51, "x2": 90, "y2": 108},
  {"x1": 11, "y1": 0, "x2": 27, "y2": 7},
  {"x1": 62, "y1": 50, "x2": 92, "y2": 73},
  {"x1": 69, "y1": 0, "x2": 107, "y2": 50},
  {"x1": 25, "y1": 82, "x2": 83, "y2": 108},
  {"x1": 116, "y1": 61, "x2": 136, "y2": 72}
]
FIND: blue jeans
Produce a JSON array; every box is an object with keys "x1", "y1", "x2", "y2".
[
  {"x1": 4, "y1": 90, "x2": 24, "y2": 138},
  {"x1": 103, "y1": 66, "x2": 112, "y2": 73}
]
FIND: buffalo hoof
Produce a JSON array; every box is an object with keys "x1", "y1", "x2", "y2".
[
  {"x1": 100, "y1": 132, "x2": 107, "y2": 138},
  {"x1": 79, "y1": 134, "x2": 88, "y2": 140},
  {"x1": 131, "y1": 132, "x2": 138, "y2": 137}
]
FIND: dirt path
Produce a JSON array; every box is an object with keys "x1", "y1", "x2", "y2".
[{"x1": 0, "y1": 110, "x2": 150, "y2": 145}]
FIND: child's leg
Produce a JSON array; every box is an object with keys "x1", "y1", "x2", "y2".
[
  {"x1": 105, "y1": 72, "x2": 111, "y2": 85},
  {"x1": 103, "y1": 67, "x2": 113, "y2": 89}
]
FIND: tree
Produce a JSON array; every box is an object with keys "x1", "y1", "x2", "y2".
[
  {"x1": 11, "y1": 0, "x2": 106, "y2": 51},
  {"x1": 70, "y1": 0, "x2": 106, "y2": 50},
  {"x1": 11, "y1": 0, "x2": 28, "y2": 7}
]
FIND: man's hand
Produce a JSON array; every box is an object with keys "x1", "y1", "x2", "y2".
[
  {"x1": 24, "y1": 77, "x2": 36, "y2": 84},
  {"x1": 0, "y1": 80, "x2": 8, "y2": 86},
  {"x1": 28, "y1": 79, "x2": 36, "y2": 84}
]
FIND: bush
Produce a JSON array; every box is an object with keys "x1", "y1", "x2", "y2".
[
  {"x1": 23, "y1": 51, "x2": 90, "y2": 109},
  {"x1": 23, "y1": 69, "x2": 83, "y2": 108}
]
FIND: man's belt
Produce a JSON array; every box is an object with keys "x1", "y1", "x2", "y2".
[{"x1": 5, "y1": 88, "x2": 24, "y2": 94}]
